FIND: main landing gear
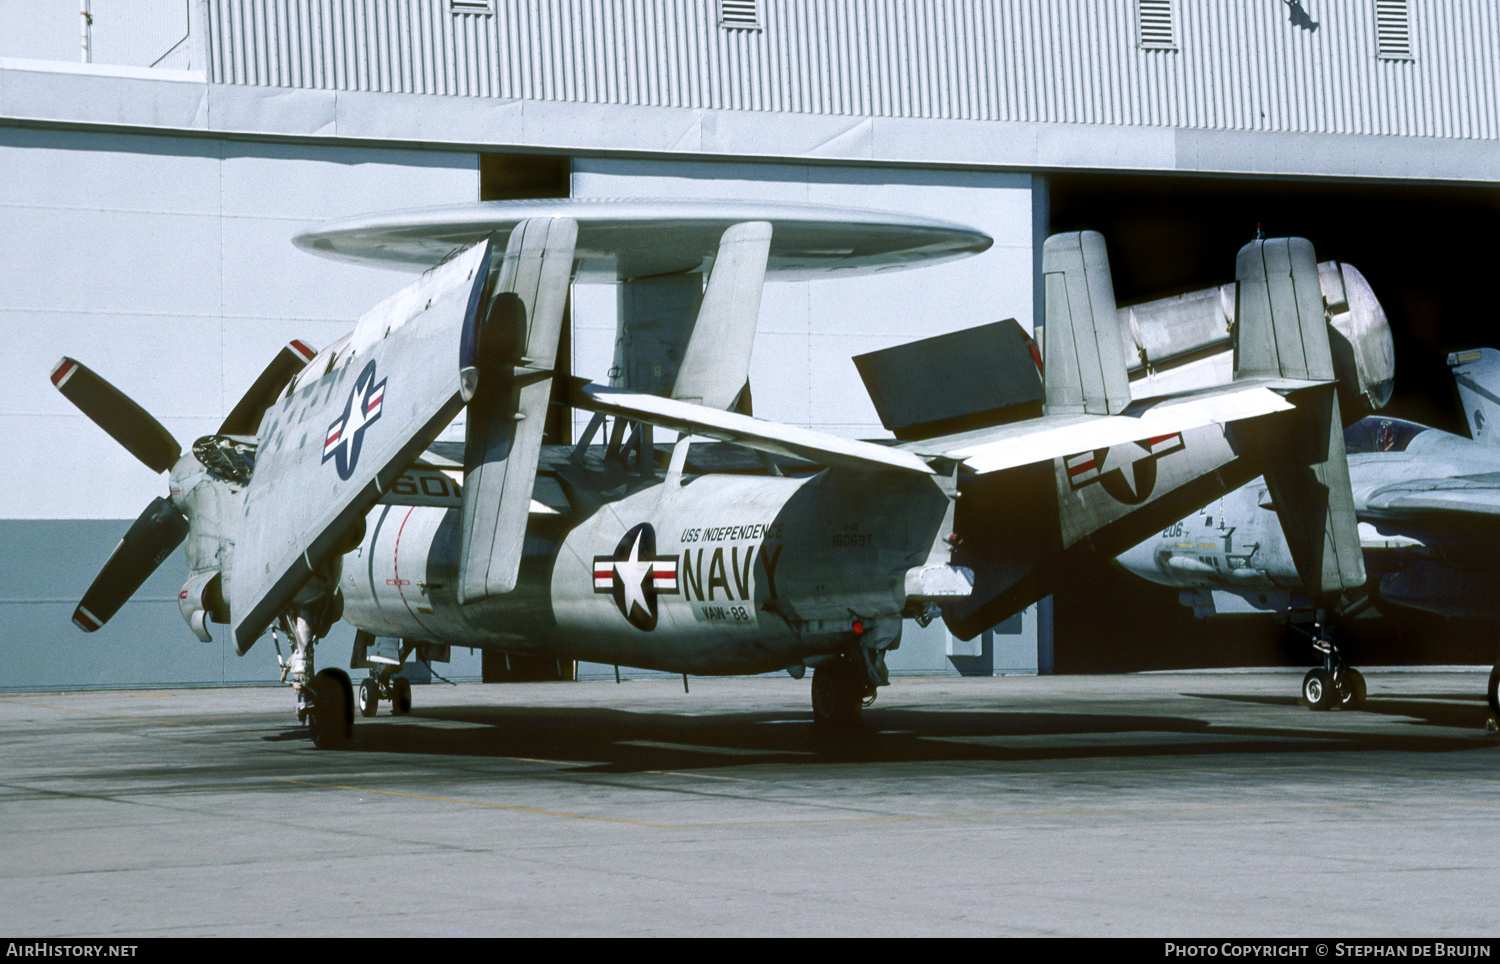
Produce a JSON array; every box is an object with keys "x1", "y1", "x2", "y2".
[
  {"x1": 357, "y1": 674, "x2": 413, "y2": 717},
  {"x1": 1301, "y1": 633, "x2": 1366, "y2": 712},
  {"x1": 277, "y1": 605, "x2": 352, "y2": 749},
  {"x1": 307, "y1": 668, "x2": 353, "y2": 748},
  {"x1": 810, "y1": 650, "x2": 884, "y2": 728}
]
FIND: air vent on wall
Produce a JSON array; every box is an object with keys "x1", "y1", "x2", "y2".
[
  {"x1": 720, "y1": 0, "x2": 760, "y2": 30},
  {"x1": 1138, "y1": 0, "x2": 1176, "y2": 50},
  {"x1": 450, "y1": 0, "x2": 492, "y2": 13},
  {"x1": 1375, "y1": 0, "x2": 1413, "y2": 60}
]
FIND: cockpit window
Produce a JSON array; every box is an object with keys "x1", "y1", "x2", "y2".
[{"x1": 1344, "y1": 416, "x2": 1427, "y2": 454}]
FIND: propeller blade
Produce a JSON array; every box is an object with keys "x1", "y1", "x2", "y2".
[
  {"x1": 218, "y1": 340, "x2": 318, "y2": 436},
  {"x1": 72, "y1": 497, "x2": 189, "y2": 633},
  {"x1": 51, "y1": 358, "x2": 181, "y2": 474}
]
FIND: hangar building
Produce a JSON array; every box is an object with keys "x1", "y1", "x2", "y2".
[{"x1": 2, "y1": 0, "x2": 1496, "y2": 688}]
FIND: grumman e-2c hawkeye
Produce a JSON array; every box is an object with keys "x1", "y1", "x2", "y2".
[{"x1": 53, "y1": 200, "x2": 1374, "y2": 746}]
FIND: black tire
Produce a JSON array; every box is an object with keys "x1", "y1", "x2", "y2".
[
  {"x1": 392, "y1": 676, "x2": 412, "y2": 716},
  {"x1": 309, "y1": 668, "x2": 353, "y2": 749},
  {"x1": 1303, "y1": 667, "x2": 1337, "y2": 711},
  {"x1": 1339, "y1": 668, "x2": 1367, "y2": 710},
  {"x1": 811, "y1": 660, "x2": 863, "y2": 727},
  {"x1": 1488, "y1": 664, "x2": 1500, "y2": 717},
  {"x1": 357, "y1": 677, "x2": 380, "y2": 717}
]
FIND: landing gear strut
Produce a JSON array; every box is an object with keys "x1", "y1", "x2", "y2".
[
  {"x1": 811, "y1": 654, "x2": 876, "y2": 727},
  {"x1": 356, "y1": 672, "x2": 414, "y2": 717},
  {"x1": 277, "y1": 597, "x2": 351, "y2": 748},
  {"x1": 1300, "y1": 623, "x2": 1365, "y2": 712}
]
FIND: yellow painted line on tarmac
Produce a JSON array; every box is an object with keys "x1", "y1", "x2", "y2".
[{"x1": 277, "y1": 778, "x2": 669, "y2": 827}]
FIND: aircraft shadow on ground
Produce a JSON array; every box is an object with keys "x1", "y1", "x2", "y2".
[
  {"x1": 265, "y1": 696, "x2": 1498, "y2": 773},
  {"x1": 1186, "y1": 690, "x2": 1495, "y2": 732}
]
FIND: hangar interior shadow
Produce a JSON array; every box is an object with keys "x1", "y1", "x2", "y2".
[{"x1": 1045, "y1": 174, "x2": 1500, "y2": 673}]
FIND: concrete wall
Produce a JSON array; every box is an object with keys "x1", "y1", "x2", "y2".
[
  {"x1": 0, "y1": 124, "x2": 480, "y2": 688},
  {"x1": 0, "y1": 124, "x2": 1039, "y2": 687}
]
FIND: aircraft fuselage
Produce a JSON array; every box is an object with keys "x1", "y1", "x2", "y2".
[{"x1": 340, "y1": 466, "x2": 950, "y2": 676}]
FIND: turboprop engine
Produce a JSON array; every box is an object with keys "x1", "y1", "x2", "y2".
[{"x1": 50, "y1": 342, "x2": 319, "y2": 641}]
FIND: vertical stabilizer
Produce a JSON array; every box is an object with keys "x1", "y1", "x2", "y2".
[
  {"x1": 1042, "y1": 231, "x2": 1131, "y2": 416},
  {"x1": 1234, "y1": 237, "x2": 1365, "y2": 596},
  {"x1": 458, "y1": 217, "x2": 578, "y2": 603},
  {"x1": 672, "y1": 221, "x2": 773, "y2": 410},
  {"x1": 1447, "y1": 348, "x2": 1500, "y2": 446}
]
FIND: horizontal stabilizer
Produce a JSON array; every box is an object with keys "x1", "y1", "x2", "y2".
[
  {"x1": 568, "y1": 381, "x2": 934, "y2": 476},
  {"x1": 909, "y1": 379, "x2": 1300, "y2": 475},
  {"x1": 230, "y1": 241, "x2": 494, "y2": 654},
  {"x1": 1234, "y1": 237, "x2": 1365, "y2": 596}
]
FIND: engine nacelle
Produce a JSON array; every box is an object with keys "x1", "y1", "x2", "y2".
[{"x1": 178, "y1": 569, "x2": 227, "y2": 643}]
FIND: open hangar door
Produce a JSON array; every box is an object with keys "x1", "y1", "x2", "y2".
[{"x1": 1045, "y1": 173, "x2": 1500, "y2": 672}]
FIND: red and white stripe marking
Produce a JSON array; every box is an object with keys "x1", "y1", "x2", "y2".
[
  {"x1": 72, "y1": 606, "x2": 102, "y2": 632},
  {"x1": 1066, "y1": 451, "x2": 1099, "y2": 483},
  {"x1": 1145, "y1": 432, "x2": 1183, "y2": 454},
  {"x1": 50, "y1": 358, "x2": 79, "y2": 388},
  {"x1": 652, "y1": 561, "x2": 678, "y2": 590}
]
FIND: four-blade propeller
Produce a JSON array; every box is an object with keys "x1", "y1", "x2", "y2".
[{"x1": 51, "y1": 341, "x2": 317, "y2": 633}]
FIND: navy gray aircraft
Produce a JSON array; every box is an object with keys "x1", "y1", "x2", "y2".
[
  {"x1": 1119, "y1": 344, "x2": 1500, "y2": 716},
  {"x1": 53, "y1": 199, "x2": 1377, "y2": 746}
]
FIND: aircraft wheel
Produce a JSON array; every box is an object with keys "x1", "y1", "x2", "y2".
[
  {"x1": 1488, "y1": 664, "x2": 1500, "y2": 717},
  {"x1": 357, "y1": 677, "x2": 380, "y2": 717},
  {"x1": 1339, "y1": 668, "x2": 1367, "y2": 710},
  {"x1": 1303, "y1": 668, "x2": 1338, "y2": 712},
  {"x1": 309, "y1": 668, "x2": 353, "y2": 749},
  {"x1": 392, "y1": 676, "x2": 412, "y2": 716},
  {"x1": 811, "y1": 660, "x2": 863, "y2": 727}
]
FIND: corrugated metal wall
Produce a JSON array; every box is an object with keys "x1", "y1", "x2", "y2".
[{"x1": 203, "y1": 0, "x2": 1500, "y2": 140}]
